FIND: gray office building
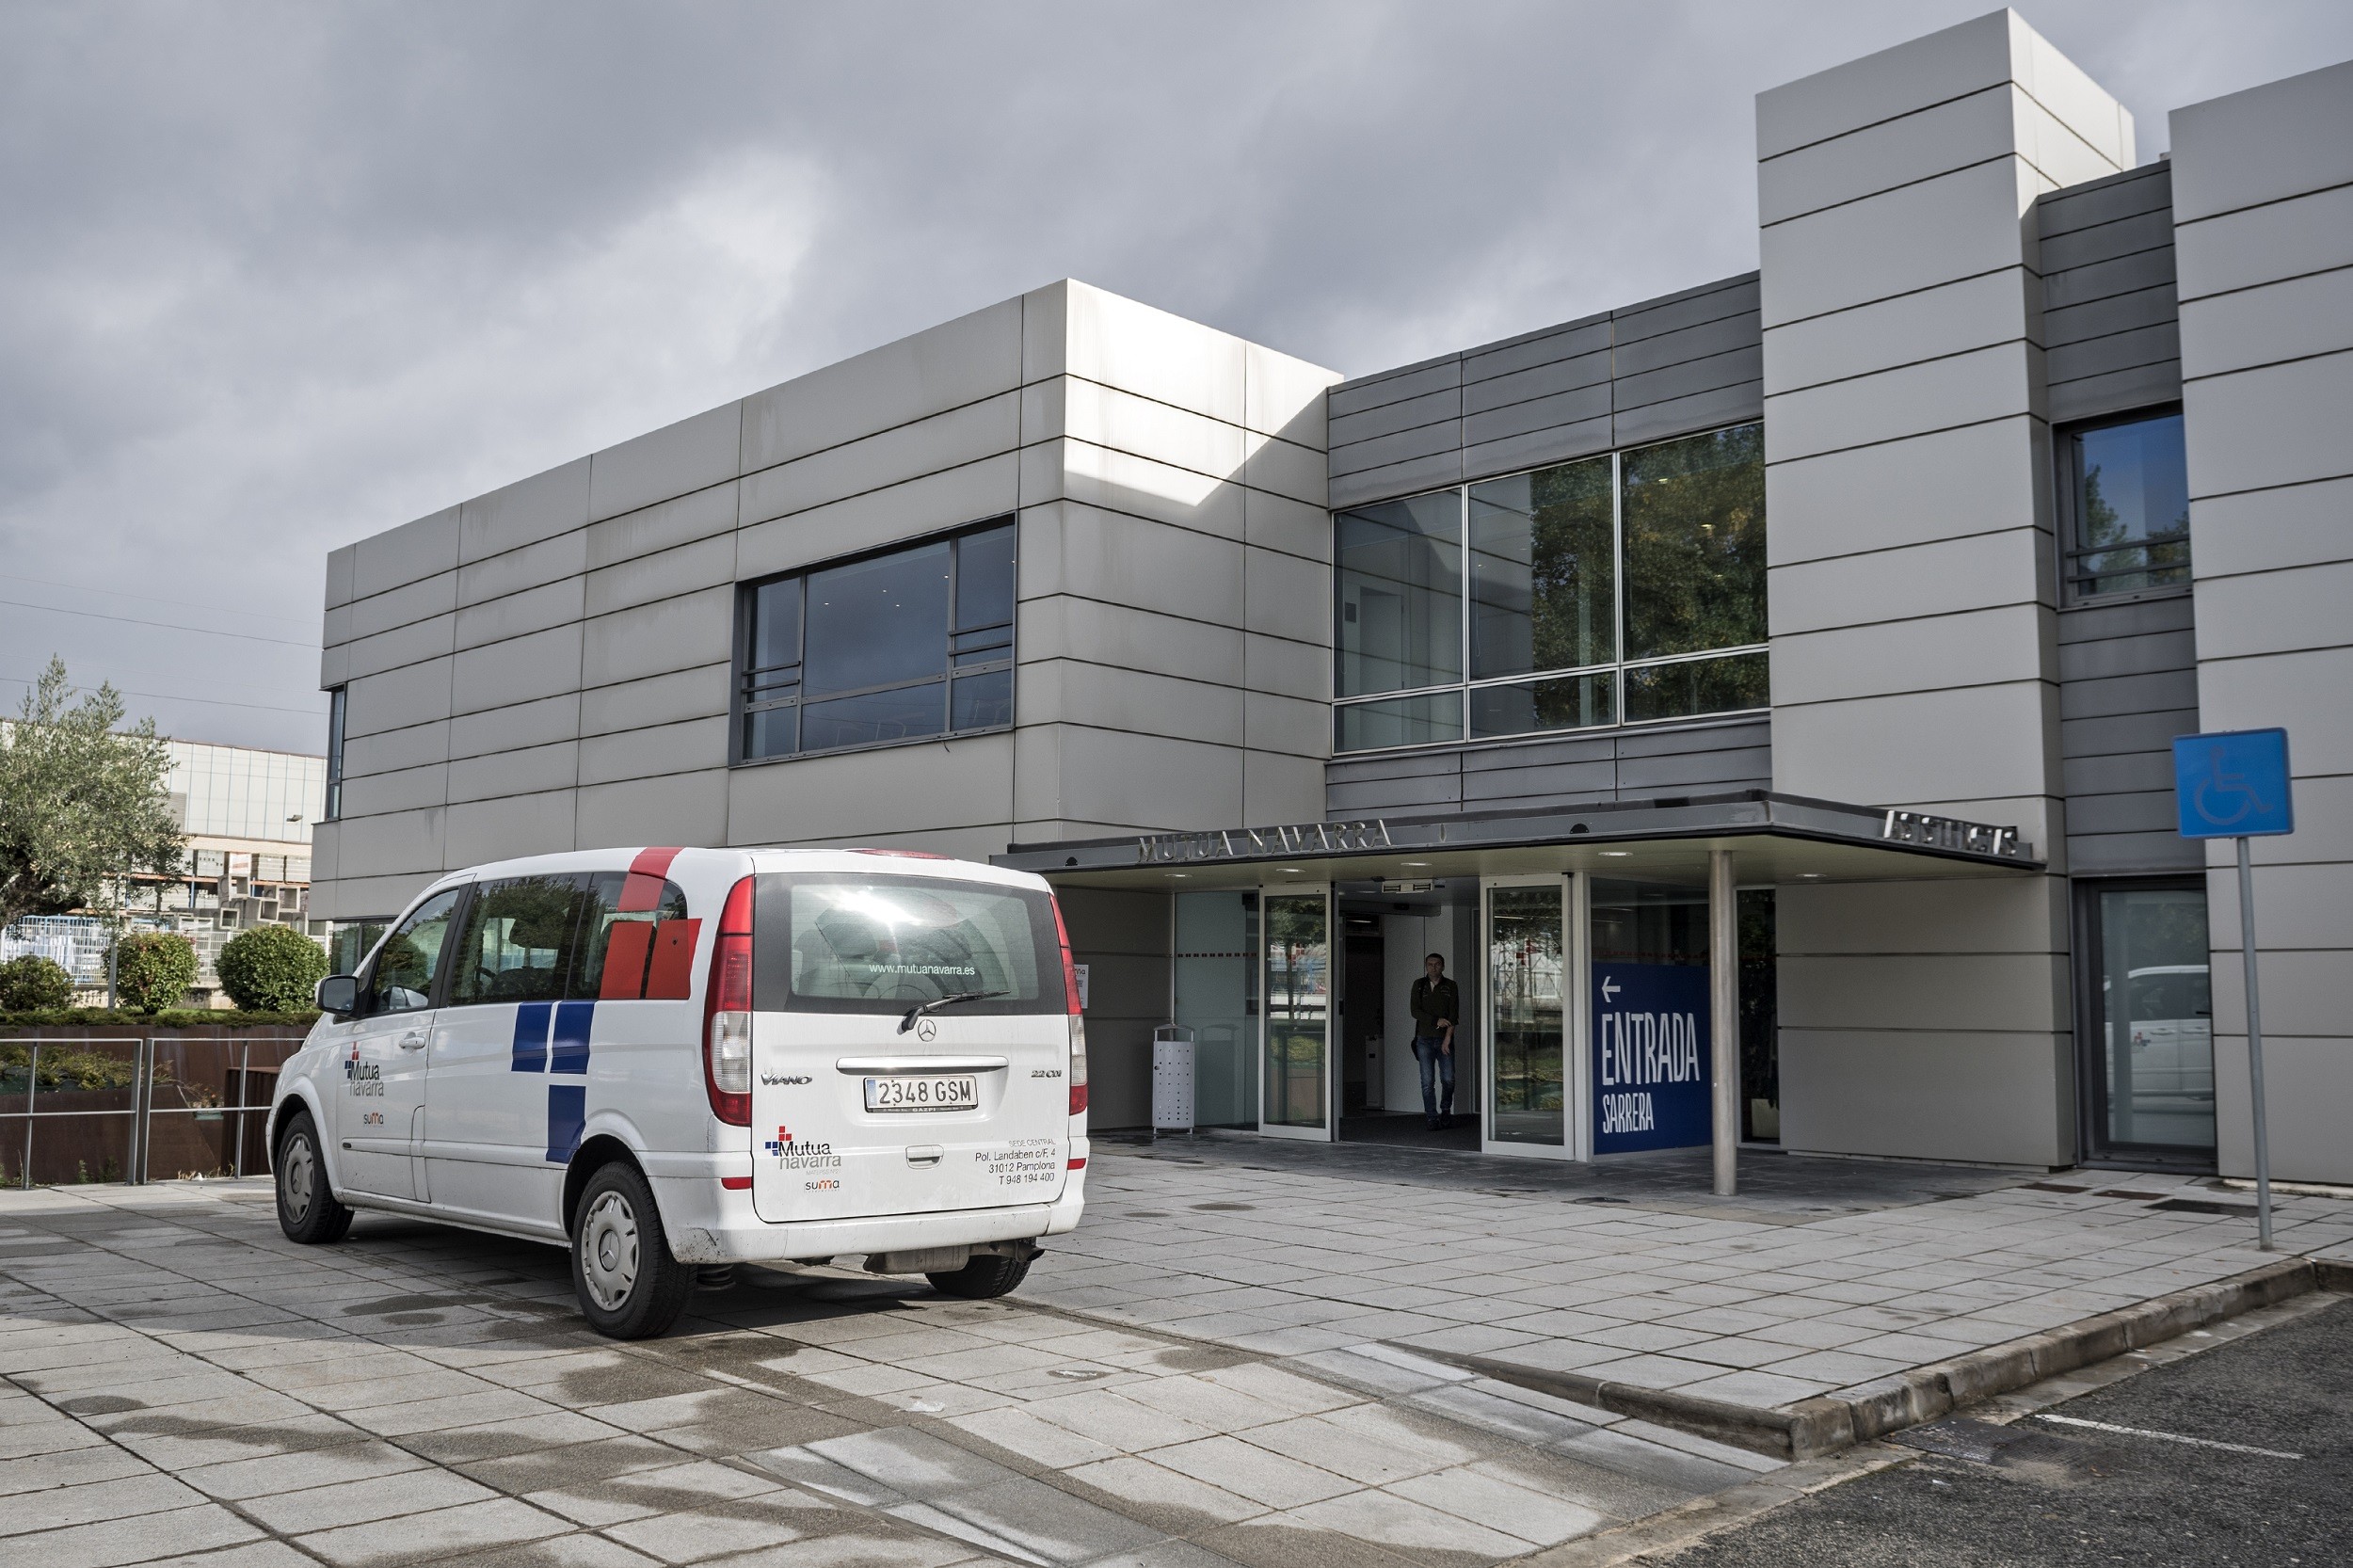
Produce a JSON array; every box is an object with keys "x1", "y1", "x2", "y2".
[{"x1": 312, "y1": 12, "x2": 2353, "y2": 1184}]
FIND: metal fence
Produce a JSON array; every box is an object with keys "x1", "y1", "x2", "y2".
[{"x1": 0, "y1": 1036, "x2": 302, "y2": 1187}]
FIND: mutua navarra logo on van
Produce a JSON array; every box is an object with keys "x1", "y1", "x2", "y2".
[
  {"x1": 344, "y1": 1041, "x2": 383, "y2": 1096},
  {"x1": 764, "y1": 1126, "x2": 840, "y2": 1170}
]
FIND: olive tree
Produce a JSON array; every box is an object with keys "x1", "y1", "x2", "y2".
[{"x1": 0, "y1": 658, "x2": 184, "y2": 929}]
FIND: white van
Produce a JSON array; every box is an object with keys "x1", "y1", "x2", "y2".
[{"x1": 269, "y1": 846, "x2": 1088, "y2": 1337}]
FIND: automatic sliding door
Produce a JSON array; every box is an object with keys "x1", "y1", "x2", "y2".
[
  {"x1": 1487, "y1": 879, "x2": 1567, "y2": 1150},
  {"x1": 1260, "y1": 889, "x2": 1331, "y2": 1139}
]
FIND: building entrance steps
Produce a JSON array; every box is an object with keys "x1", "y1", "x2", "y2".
[{"x1": 1030, "y1": 1143, "x2": 2353, "y2": 1460}]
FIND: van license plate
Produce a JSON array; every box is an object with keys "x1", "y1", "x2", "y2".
[{"x1": 864, "y1": 1075, "x2": 979, "y2": 1112}]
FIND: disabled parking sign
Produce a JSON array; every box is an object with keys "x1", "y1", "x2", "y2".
[{"x1": 2173, "y1": 728, "x2": 2294, "y2": 839}]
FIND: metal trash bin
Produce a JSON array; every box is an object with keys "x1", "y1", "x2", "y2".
[{"x1": 1151, "y1": 1025, "x2": 1195, "y2": 1139}]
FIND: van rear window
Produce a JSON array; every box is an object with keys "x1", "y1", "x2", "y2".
[{"x1": 752, "y1": 874, "x2": 1065, "y2": 1016}]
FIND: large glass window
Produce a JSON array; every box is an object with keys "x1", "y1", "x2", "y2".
[
  {"x1": 2063, "y1": 412, "x2": 2188, "y2": 600},
  {"x1": 738, "y1": 520, "x2": 1016, "y2": 761},
  {"x1": 323, "y1": 687, "x2": 346, "y2": 820},
  {"x1": 1335, "y1": 424, "x2": 1768, "y2": 752},
  {"x1": 1175, "y1": 891, "x2": 1259, "y2": 1128},
  {"x1": 1262, "y1": 892, "x2": 1329, "y2": 1129},
  {"x1": 1336, "y1": 492, "x2": 1463, "y2": 697},
  {"x1": 1489, "y1": 884, "x2": 1565, "y2": 1146}
]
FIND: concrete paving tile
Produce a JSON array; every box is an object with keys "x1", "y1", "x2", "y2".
[
  {"x1": 1385, "y1": 1462, "x2": 1609, "y2": 1546},
  {"x1": 134, "y1": 1543, "x2": 318, "y2": 1568},
  {"x1": 1563, "y1": 1353, "x2": 1718, "y2": 1391},
  {"x1": 1272, "y1": 1487, "x2": 1530, "y2": 1560},
  {"x1": 294, "y1": 1496, "x2": 572, "y2": 1567},
  {"x1": 396, "y1": 1410, "x2": 633, "y2": 1464},
  {"x1": 804, "y1": 1426, "x2": 1014, "y2": 1499},
  {"x1": 181, "y1": 1438, "x2": 432, "y2": 1500},
  {"x1": 686, "y1": 1526, "x2": 978, "y2": 1568},
  {"x1": 6, "y1": 1501, "x2": 263, "y2": 1568},
  {"x1": 943, "y1": 1404, "x2": 1121, "y2": 1468},
  {"x1": 0, "y1": 1469, "x2": 207, "y2": 1536},
  {"x1": 1063, "y1": 1454, "x2": 1267, "y2": 1528},
  {"x1": 1147, "y1": 1435, "x2": 1353, "y2": 1508},
  {"x1": 921, "y1": 1474, "x2": 1168, "y2": 1565},
  {"x1": 1239, "y1": 1411, "x2": 1461, "y2": 1486},
  {"x1": 600, "y1": 1495, "x2": 833, "y2": 1563},
  {"x1": 1754, "y1": 1348, "x2": 1913, "y2": 1384},
  {"x1": 427, "y1": 1531, "x2": 664, "y2": 1568},
  {"x1": 243, "y1": 1466, "x2": 502, "y2": 1533},
  {"x1": 1577, "y1": 1321, "x2": 1717, "y2": 1353}
]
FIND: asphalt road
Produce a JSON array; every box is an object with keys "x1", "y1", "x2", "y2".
[{"x1": 1661, "y1": 1294, "x2": 2353, "y2": 1567}]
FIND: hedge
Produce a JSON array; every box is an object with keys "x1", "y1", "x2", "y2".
[
  {"x1": 0, "y1": 1009, "x2": 318, "y2": 1030},
  {"x1": 216, "y1": 924, "x2": 331, "y2": 1013},
  {"x1": 114, "y1": 930, "x2": 200, "y2": 1013}
]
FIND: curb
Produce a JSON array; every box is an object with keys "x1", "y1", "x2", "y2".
[{"x1": 1400, "y1": 1254, "x2": 2342, "y2": 1461}]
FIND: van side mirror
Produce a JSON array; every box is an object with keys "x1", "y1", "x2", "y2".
[{"x1": 316, "y1": 974, "x2": 360, "y2": 1016}]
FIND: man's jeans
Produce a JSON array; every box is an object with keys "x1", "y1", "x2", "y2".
[{"x1": 1412, "y1": 1035, "x2": 1454, "y2": 1124}]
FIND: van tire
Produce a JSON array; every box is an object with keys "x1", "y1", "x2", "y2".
[
  {"x1": 926, "y1": 1253, "x2": 1032, "y2": 1299},
  {"x1": 569, "y1": 1161, "x2": 694, "y2": 1339},
  {"x1": 274, "y1": 1111, "x2": 354, "y2": 1245}
]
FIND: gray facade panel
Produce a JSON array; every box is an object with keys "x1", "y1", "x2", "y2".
[
  {"x1": 1328, "y1": 386, "x2": 1464, "y2": 447},
  {"x1": 1323, "y1": 717, "x2": 1770, "y2": 818},
  {"x1": 2057, "y1": 585, "x2": 2200, "y2": 874},
  {"x1": 1463, "y1": 383, "x2": 1614, "y2": 447},
  {"x1": 1328, "y1": 452, "x2": 1466, "y2": 511},
  {"x1": 2044, "y1": 284, "x2": 2180, "y2": 347},
  {"x1": 1612, "y1": 275, "x2": 1761, "y2": 343},
  {"x1": 1462, "y1": 318, "x2": 1612, "y2": 383},
  {"x1": 1612, "y1": 312, "x2": 1765, "y2": 380},
  {"x1": 1616, "y1": 742, "x2": 1774, "y2": 792},
  {"x1": 1326, "y1": 774, "x2": 1465, "y2": 814},
  {"x1": 2039, "y1": 206, "x2": 2176, "y2": 274},
  {"x1": 1327, "y1": 420, "x2": 1466, "y2": 479},
  {"x1": 2061, "y1": 707, "x2": 2201, "y2": 760},
  {"x1": 2048, "y1": 320, "x2": 2181, "y2": 384},
  {"x1": 2059, "y1": 667, "x2": 2201, "y2": 721},
  {"x1": 2037, "y1": 163, "x2": 2172, "y2": 235},
  {"x1": 1612, "y1": 380, "x2": 1767, "y2": 447},
  {"x1": 2042, "y1": 247, "x2": 2179, "y2": 313},
  {"x1": 1327, "y1": 358, "x2": 1463, "y2": 420},
  {"x1": 2049, "y1": 361, "x2": 2185, "y2": 425},
  {"x1": 1461, "y1": 418, "x2": 1616, "y2": 487},
  {"x1": 1462, "y1": 351, "x2": 1613, "y2": 417},
  {"x1": 1612, "y1": 346, "x2": 1766, "y2": 414},
  {"x1": 2071, "y1": 830, "x2": 2202, "y2": 874}
]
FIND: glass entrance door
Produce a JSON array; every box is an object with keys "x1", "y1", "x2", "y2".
[
  {"x1": 1260, "y1": 888, "x2": 1332, "y2": 1139},
  {"x1": 2081, "y1": 881, "x2": 2215, "y2": 1162},
  {"x1": 1486, "y1": 878, "x2": 1568, "y2": 1150}
]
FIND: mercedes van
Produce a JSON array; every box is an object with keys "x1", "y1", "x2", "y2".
[{"x1": 269, "y1": 846, "x2": 1089, "y2": 1337}]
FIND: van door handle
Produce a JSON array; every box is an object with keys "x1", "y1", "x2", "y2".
[{"x1": 398, "y1": 1030, "x2": 427, "y2": 1051}]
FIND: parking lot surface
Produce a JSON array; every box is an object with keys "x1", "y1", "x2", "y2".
[{"x1": 0, "y1": 1178, "x2": 1778, "y2": 1568}]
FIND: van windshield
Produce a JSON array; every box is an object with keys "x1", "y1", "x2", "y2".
[{"x1": 752, "y1": 873, "x2": 1065, "y2": 1016}]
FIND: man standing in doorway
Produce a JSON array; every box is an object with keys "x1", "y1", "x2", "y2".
[{"x1": 1409, "y1": 953, "x2": 1459, "y2": 1130}]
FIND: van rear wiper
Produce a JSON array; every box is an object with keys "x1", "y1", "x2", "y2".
[{"x1": 899, "y1": 990, "x2": 1007, "y2": 1033}]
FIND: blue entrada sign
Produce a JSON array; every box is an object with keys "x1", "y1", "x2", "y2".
[
  {"x1": 2173, "y1": 728, "x2": 2295, "y2": 839},
  {"x1": 1592, "y1": 963, "x2": 1712, "y2": 1154}
]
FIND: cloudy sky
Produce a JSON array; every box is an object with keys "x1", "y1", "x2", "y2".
[{"x1": 3, "y1": 0, "x2": 2346, "y2": 756}]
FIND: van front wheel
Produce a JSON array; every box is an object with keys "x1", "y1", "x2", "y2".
[
  {"x1": 274, "y1": 1111, "x2": 353, "y2": 1245},
  {"x1": 927, "y1": 1253, "x2": 1033, "y2": 1300},
  {"x1": 569, "y1": 1162, "x2": 694, "y2": 1338}
]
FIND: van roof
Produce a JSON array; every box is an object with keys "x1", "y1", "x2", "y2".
[{"x1": 419, "y1": 845, "x2": 1048, "y2": 896}]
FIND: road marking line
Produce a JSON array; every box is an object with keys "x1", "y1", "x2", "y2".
[{"x1": 2033, "y1": 1413, "x2": 2301, "y2": 1459}]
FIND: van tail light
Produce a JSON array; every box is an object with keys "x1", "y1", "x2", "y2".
[
  {"x1": 1068, "y1": 1016, "x2": 1089, "y2": 1118},
  {"x1": 703, "y1": 876, "x2": 754, "y2": 1126},
  {"x1": 1050, "y1": 895, "x2": 1082, "y2": 1017}
]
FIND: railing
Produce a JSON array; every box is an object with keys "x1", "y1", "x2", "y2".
[{"x1": 0, "y1": 1036, "x2": 304, "y2": 1187}]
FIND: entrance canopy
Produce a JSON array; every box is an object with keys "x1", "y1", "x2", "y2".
[{"x1": 993, "y1": 790, "x2": 2041, "y2": 889}]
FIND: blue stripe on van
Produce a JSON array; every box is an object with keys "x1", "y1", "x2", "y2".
[
  {"x1": 545, "y1": 1084, "x2": 585, "y2": 1162},
  {"x1": 510, "y1": 1001, "x2": 552, "y2": 1071},
  {"x1": 551, "y1": 1000, "x2": 594, "y2": 1074}
]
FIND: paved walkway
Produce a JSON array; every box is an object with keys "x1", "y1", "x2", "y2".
[
  {"x1": 0, "y1": 1179, "x2": 1784, "y2": 1568},
  {"x1": 1033, "y1": 1140, "x2": 2353, "y2": 1416}
]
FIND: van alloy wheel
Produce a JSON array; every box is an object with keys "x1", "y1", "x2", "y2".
[{"x1": 578, "y1": 1190, "x2": 640, "y2": 1312}]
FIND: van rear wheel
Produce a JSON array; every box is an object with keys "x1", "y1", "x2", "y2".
[
  {"x1": 926, "y1": 1253, "x2": 1032, "y2": 1300},
  {"x1": 569, "y1": 1161, "x2": 695, "y2": 1338}
]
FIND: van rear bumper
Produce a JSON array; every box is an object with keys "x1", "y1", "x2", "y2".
[{"x1": 655, "y1": 1170, "x2": 1088, "y2": 1265}]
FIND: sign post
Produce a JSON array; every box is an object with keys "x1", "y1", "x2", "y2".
[{"x1": 2171, "y1": 728, "x2": 2295, "y2": 1250}]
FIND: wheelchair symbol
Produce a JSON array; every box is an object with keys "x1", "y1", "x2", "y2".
[{"x1": 2193, "y1": 746, "x2": 2264, "y2": 826}]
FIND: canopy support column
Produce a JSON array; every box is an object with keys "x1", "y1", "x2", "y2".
[{"x1": 1710, "y1": 848, "x2": 1738, "y2": 1197}]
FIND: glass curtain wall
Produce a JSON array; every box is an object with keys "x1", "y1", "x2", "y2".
[
  {"x1": 1175, "y1": 891, "x2": 1258, "y2": 1128},
  {"x1": 1262, "y1": 892, "x2": 1330, "y2": 1130},
  {"x1": 2085, "y1": 883, "x2": 2214, "y2": 1158},
  {"x1": 1334, "y1": 424, "x2": 1767, "y2": 751},
  {"x1": 1488, "y1": 884, "x2": 1566, "y2": 1145}
]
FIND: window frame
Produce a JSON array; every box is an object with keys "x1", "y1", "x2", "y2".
[
  {"x1": 2070, "y1": 873, "x2": 2217, "y2": 1173},
  {"x1": 1331, "y1": 424, "x2": 1770, "y2": 756},
  {"x1": 323, "y1": 686, "x2": 346, "y2": 820},
  {"x1": 2055, "y1": 405, "x2": 2191, "y2": 608},
  {"x1": 729, "y1": 517, "x2": 1017, "y2": 767}
]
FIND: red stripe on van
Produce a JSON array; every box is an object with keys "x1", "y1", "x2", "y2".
[
  {"x1": 600, "y1": 921, "x2": 655, "y2": 1000},
  {"x1": 617, "y1": 847, "x2": 683, "y2": 912},
  {"x1": 645, "y1": 919, "x2": 701, "y2": 1000}
]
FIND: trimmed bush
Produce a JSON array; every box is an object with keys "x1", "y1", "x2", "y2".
[
  {"x1": 113, "y1": 931, "x2": 199, "y2": 1014},
  {"x1": 216, "y1": 924, "x2": 330, "y2": 1013},
  {"x1": 0, "y1": 954, "x2": 75, "y2": 1011}
]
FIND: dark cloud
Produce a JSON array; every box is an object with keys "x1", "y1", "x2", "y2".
[{"x1": 2, "y1": 0, "x2": 2345, "y2": 750}]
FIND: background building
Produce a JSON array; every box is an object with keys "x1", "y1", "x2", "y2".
[{"x1": 311, "y1": 11, "x2": 2352, "y2": 1183}]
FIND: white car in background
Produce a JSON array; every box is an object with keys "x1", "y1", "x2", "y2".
[
  {"x1": 2118, "y1": 963, "x2": 2214, "y2": 1100},
  {"x1": 268, "y1": 846, "x2": 1088, "y2": 1337}
]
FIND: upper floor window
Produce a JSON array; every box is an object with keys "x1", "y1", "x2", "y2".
[
  {"x1": 323, "y1": 687, "x2": 346, "y2": 820},
  {"x1": 1335, "y1": 424, "x2": 1767, "y2": 752},
  {"x1": 736, "y1": 520, "x2": 1016, "y2": 763},
  {"x1": 2061, "y1": 410, "x2": 2188, "y2": 601}
]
